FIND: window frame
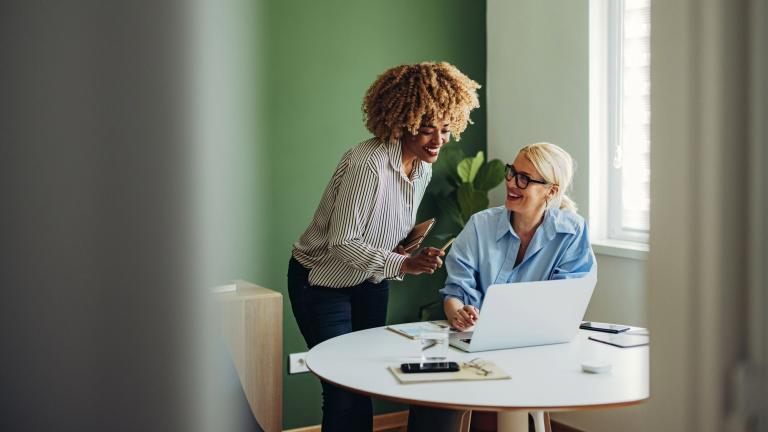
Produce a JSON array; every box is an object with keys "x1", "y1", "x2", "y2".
[{"x1": 589, "y1": 0, "x2": 650, "y2": 246}]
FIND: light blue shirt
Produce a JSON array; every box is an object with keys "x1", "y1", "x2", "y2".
[{"x1": 439, "y1": 206, "x2": 596, "y2": 309}]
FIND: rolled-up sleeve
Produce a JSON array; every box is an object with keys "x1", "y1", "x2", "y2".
[
  {"x1": 439, "y1": 215, "x2": 484, "y2": 308},
  {"x1": 327, "y1": 161, "x2": 406, "y2": 279},
  {"x1": 551, "y1": 223, "x2": 596, "y2": 280}
]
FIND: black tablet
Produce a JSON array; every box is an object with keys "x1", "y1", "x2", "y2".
[{"x1": 580, "y1": 321, "x2": 631, "y2": 334}]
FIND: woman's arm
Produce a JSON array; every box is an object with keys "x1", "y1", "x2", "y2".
[
  {"x1": 439, "y1": 214, "x2": 485, "y2": 310},
  {"x1": 326, "y1": 160, "x2": 442, "y2": 278},
  {"x1": 326, "y1": 160, "x2": 404, "y2": 278}
]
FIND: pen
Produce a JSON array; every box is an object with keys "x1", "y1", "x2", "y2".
[{"x1": 440, "y1": 237, "x2": 456, "y2": 252}]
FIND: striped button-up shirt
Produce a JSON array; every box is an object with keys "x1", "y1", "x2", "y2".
[{"x1": 293, "y1": 137, "x2": 432, "y2": 288}]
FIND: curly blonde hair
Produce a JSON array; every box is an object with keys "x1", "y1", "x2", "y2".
[{"x1": 362, "y1": 62, "x2": 481, "y2": 143}]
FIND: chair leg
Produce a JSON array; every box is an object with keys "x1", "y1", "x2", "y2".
[
  {"x1": 544, "y1": 412, "x2": 552, "y2": 432},
  {"x1": 530, "y1": 411, "x2": 546, "y2": 432}
]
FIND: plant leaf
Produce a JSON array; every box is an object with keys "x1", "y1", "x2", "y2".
[
  {"x1": 435, "y1": 145, "x2": 465, "y2": 185},
  {"x1": 457, "y1": 151, "x2": 484, "y2": 183},
  {"x1": 470, "y1": 151, "x2": 484, "y2": 182},
  {"x1": 474, "y1": 159, "x2": 506, "y2": 191},
  {"x1": 456, "y1": 158, "x2": 472, "y2": 183},
  {"x1": 457, "y1": 183, "x2": 489, "y2": 224},
  {"x1": 436, "y1": 145, "x2": 466, "y2": 171}
]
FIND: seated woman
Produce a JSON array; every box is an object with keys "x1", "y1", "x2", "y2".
[
  {"x1": 441, "y1": 141, "x2": 595, "y2": 330},
  {"x1": 407, "y1": 142, "x2": 595, "y2": 432}
]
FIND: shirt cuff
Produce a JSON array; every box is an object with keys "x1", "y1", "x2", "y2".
[
  {"x1": 439, "y1": 286, "x2": 469, "y2": 307},
  {"x1": 384, "y1": 252, "x2": 408, "y2": 279}
]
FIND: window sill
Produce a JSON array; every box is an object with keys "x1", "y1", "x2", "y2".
[{"x1": 591, "y1": 238, "x2": 649, "y2": 260}]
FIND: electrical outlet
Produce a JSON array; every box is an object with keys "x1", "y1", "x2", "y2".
[{"x1": 288, "y1": 352, "x2": 309, "y2": 374}]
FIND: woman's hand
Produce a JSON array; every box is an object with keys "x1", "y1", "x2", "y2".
[
  {"x1": 400, "y1": 247, "x2": 444, "y2": 275},
  {"x1": 447, "y1": 305, "x2": 479, "y2": 331}
]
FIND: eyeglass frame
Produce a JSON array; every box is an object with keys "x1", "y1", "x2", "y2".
[
  {"x1": 504, "y1": 164, "x2": 549, "y2": 189},
  {"x1": 462, "y1": 358, "x2": 492, "y2": 376}
]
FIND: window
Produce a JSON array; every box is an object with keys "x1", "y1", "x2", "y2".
[{"x1": 590, "y1": 0, "x2": 651, "y2": 245}]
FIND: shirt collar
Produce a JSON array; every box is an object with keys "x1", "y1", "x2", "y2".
[
  {"x1": 495, "y1": 210, "x2": 516, "y2": 241},
  {"x1": 494, "y1": 207, "x2": 577, "y2": 242},
  {"x1": 387, "y1": 139, "x2": 425, "y2": 181}
]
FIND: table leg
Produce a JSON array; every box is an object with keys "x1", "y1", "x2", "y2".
[
  {"x1": 458, "y1": 410, "x2": 472, "y2": 432},
  {"x1": 497, "y1": 410, "x2": 529, "y2": 432},
  {"x1": 531, "y1": 410, "x2": 545, "y2": 432}
]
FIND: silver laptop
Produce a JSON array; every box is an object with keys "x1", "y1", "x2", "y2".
[{"x1": 449, "y1": 270, "x2": 597, "y2": 352}]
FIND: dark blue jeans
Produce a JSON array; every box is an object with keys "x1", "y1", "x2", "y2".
[{"x1": 287, "y1": 257, "x2": 389, "y2": 432}]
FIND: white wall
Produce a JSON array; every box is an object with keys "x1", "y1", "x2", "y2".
[
  {"x1": 487, "y1": 1, "x2": 648, "y2": 430},
  {"x1": 486, "y1": 0, "x2": 589, "y2": 210}
]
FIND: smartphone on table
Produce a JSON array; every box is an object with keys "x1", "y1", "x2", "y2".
[
  {"x1": 579, "y1": 321, "x2": 631, "y2": 334},
  {"x1": 400, "y1": 361, "x2": 460, "y2": 373}
]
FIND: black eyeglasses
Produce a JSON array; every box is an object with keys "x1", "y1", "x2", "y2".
[{"x1": 505, "y1": 164, "x2": 549, "y2": 189}]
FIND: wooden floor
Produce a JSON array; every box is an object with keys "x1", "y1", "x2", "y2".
[
  {"x1": 284, "y1": 410, "x2": 586, "y2": 432},
  {"x1": 284, "y1": 410, "x2": 408, "y2": 432}
]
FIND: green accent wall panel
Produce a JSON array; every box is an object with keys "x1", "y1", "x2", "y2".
[{"x1": 254, "y1": 1, "x2": 486, "y2": 428}]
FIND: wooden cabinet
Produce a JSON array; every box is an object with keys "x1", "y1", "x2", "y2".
[{"x1": 215, "y1": 281, "x2": 282, "y2": 432}]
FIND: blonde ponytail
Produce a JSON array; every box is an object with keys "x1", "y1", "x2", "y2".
[
  {"x1": 558, "y1": 194, "x2": 578, "y2": 213},
  {"x1": 519, "y1": 142, "x2": 579, "y2": 214}
]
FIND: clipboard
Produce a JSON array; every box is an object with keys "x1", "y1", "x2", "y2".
[
  {"x1": 388, "y1": 359, "x2": 510, "y2": 384},
  {"x1": 588, "y1": 333, "x2": 649, "y2": 348},
  {"x1": 400, "y1": 218, "x2": 436, "y2": 253},
  {"x1": 386, "y1": 320, "x2": 453, "y2": 340}
]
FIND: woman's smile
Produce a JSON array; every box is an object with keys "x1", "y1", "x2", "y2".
[
  {"x1": 424, "y1": 144, "x2": 441, "y2": 157},
  {"x1": 506, "y1": 188, "x2": 523, "y2": 201}
]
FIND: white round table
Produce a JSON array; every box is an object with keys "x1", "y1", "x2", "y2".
[{"x1": 306, "y1": 326, "x2": 648, "y2": 432}]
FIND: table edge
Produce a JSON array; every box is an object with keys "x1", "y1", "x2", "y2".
[{"x1": 307, "y1": 365, "x2": 648, "y2": 412}]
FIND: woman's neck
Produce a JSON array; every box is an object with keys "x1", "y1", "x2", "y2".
[
  {"x1": 401, "y1": 145, "x2": 418, "y2": 177},
  {"x1": 511, "y1": 208, "x2": 546, "y2": 238}
]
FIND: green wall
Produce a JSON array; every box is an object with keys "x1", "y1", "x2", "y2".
[{"x1": 252, "y1": 0, "x2": 487, "y2": 428}]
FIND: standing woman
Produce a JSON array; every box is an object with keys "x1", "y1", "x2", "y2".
[{"x1": 288, "y1": 62, "x2": 481, "y2": 431}]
